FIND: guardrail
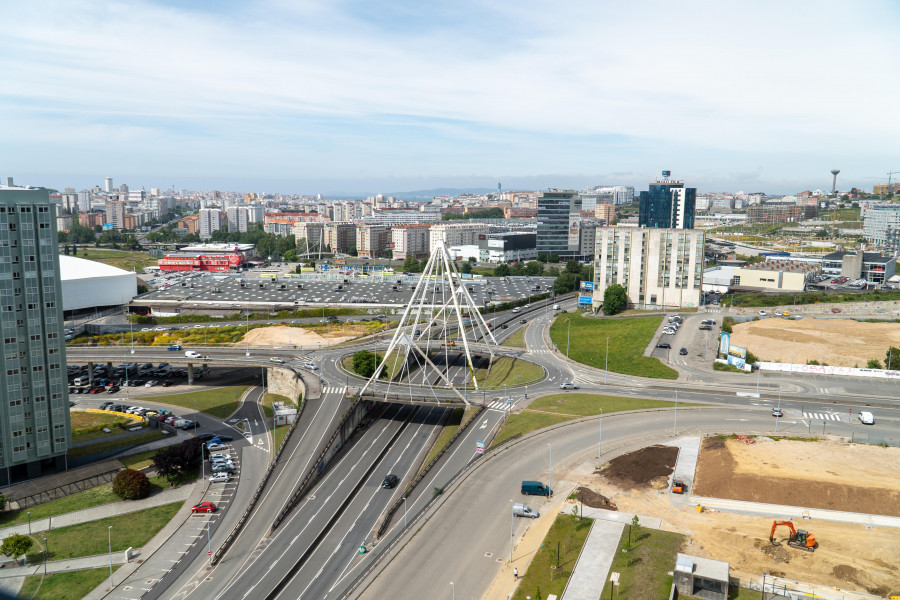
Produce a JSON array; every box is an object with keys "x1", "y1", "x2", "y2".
[
  {"x1": 211, "y1": 391, "x2": 306, "y2": 565},
  {"x1": 376, "y1": 405, "x2": 485, "y2": 537}
]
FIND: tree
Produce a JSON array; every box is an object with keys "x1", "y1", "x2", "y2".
[
  {"x1": 113, "y1": 469, "x2": 151, "y2": 500},
  {"x1": 402, "y1": 256, "x2": 420, "y2": 273},
  {"x1": 352, "y1": 350, "x2": 378, "y2": 378},
  {"x1": 815, "y1": 229, "x2": 828, "y2": 238},
  {"x1": 548, "y1": 253, "x2": 560, "y2": 263},
  {"x1": 886, "y1": 346, "x2": 900, "y2": 370},
  {"x1": 0, "y1": 494, "x2": 6, "y2": 511},
  {"x1": 602, "y1": 284, "x2": 628, "y2": 315},
  {"x1": 467, "y1": 256, "x2": 476, "y2": 263},
  {"x1": 151, "y1": 446, "x2": 183, "y2": 483},
  {"x1": 553, "y1": 272, "x2": 579, "y2": 294},
  {"x1": 524, "y1": 261, "x2": 544, "y2": 276},
  {"x1": 510, "y1": 262, "x2": 525, "y2": 276},
  {"x1": 630, "y1": 514, "x2": 642, "y2": 544},
  {"x1": 866, "y1": 358, "x2": 883, "y2": 369},
  {"x1": 459, "y1": 261, "x2": 472, "y2": 274},
  {"x1": 1, "y1": 533, "x2": 33, "y2": 564},
  {"x1": 565, "y1": 260, "x2": 582, "y2": 274},
  {"x1": 348, "y1": 246, "x2": 358, "y2": 257},
  {"x1": 493, "y1": 263, "x2": 510, "y2": 277}
]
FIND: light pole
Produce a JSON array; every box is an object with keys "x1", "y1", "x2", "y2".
[
  {"x1": 673, "y1": 389, "x2": 678, "y2": 436},
  {"x1": 108, "y1": 526, "x2": 114, "y2": 588},
  {"x1": 566, "y1": 318, "x2": 571, "y2": 358},
  {"x1": 450, "y1": 582, "x2": 455, "y2": 600},
  {"x1": 775, "y1": 392, "x2": 782, "y2": 433},
  {"x1": 403, "y1": 497, "x2": 408, "y2": 528},
  {"x1": 27, "y1": 511, "x2": 31, "y2": 535},
  {"x1": 598, "y1": 408, "x2": 603, "y2": 456},
  {"x1": 756, "y1": 366, "x2": 760, "y2": 394},
  {"x1": 509, "y1": 499, "x2": 514, "y2": 562},
  {"x1": 130, "y1": 323, "x2": 134, "y2": 354},
  {"x1": 207, "y1": 519, "x2": 212, "y2": 565},
  {"x1": 790, "y1": 340, "x2": 795, "y2": 374},
  {"x1": 548, "y1": 443, "x2": 552, "y2": 496},
  {"x1": 245, "y1": 313, "x2": 250, "y2": 357},
  {"x1": 761, "y1": 572, "x2": 767, "y2": 600},
  {"x1": 605, "y1": 336, "x2": 609, "y2": 384}
]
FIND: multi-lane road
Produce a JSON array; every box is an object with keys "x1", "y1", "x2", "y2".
[{"x1": 66, "y1": 298, "x2": 900, "y2": 600}]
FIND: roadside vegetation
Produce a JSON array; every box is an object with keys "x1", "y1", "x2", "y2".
[
  {"x1": 512, "y1": 514, "x2": 592, "y2": 600},
  {"x1": 723, "y1": 288, "x2": 900, "y2": 308},
  {"x1": 473, "y1": 357, "x2": 543, "y2": 388},
  {"x1": 17, "y1": 566, "x2": 122, "y2": 600},
  {"x1": 492, "y1": 394, "x2": 700, "y2": 447},
  {"x1": 601, "y1": 525, "x2": 685, "y2": 600},
  {"x1": 503, "y1": 327, "x2": 526, "y2": 348},
  {"x1": 549, "y1": 314, "x2": 678, "y2": 379},
  {"x1": 70, "y1": 412, "x2": 142, "y2": 444},
  {"x1": 67, "y1": 430, "x2": 167, "y2": 461},
  {"x1": 421, "y1": 407, "x2": 465, "y2": 468},
  {"x1": 137, "y1": 385, "x2": 250, "y2": 419}
]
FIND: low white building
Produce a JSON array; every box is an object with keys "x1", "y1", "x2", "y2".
[{"x1": 59, "y1": 255, "x2": 138, "y2": 314}]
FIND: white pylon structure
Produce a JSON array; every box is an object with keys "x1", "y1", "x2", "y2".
[{"x1": 358, "y1": 241, "x2": 498, "y2": 404}]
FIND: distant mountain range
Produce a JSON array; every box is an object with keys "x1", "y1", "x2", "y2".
[{"x1": 386, "y1": 187, "x2": 496, "y2": 201}]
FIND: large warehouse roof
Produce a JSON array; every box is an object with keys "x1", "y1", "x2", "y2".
[{"x1": 59, "y1": 255, "x2": 138, "y2": 312}]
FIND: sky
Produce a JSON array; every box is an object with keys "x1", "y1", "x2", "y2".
[{"x1": 1, "y1": 0, "x2": 899, "y2": 196}]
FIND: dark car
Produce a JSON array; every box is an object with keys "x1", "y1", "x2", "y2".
[
  {"x1": 679, "y1": 348, "x2": 688, "y2": 355},
  {"x1": 196, "y1": 433, "x2": 215, "y2": 442},
  {"x1": 107, "y1": 385, "x2": 121, "y2": 394},
  {"x1": 213, "y1": 435, "x2": 233, "y2": 442},
  {"x1": 382, "y1": 474, "x2": 399, "y2": 489},
  {"x1": 520, "y1": 319, "x2": 527, "y2": 324},
  {"x1": 500, "y1": 324, "x2": 509, "y2": 329},
  {"x1": 656, "y1": 343, "x2": 671, "y2": 349}
]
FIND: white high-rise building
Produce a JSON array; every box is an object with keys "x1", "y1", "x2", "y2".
[
  {"x1": 198, "y1": 208, "x2": 224, "y2": 240},
  {"x1": 864, "y1": 204, "x2": 900, "y2": 255},
  {"x1": 104, "y1": 177, "x2": 114, "y2": 193},
  {"x1": 226, "y1": 206, "x2": 250, "y2": 233},
  {"x1": 428, "y1": 222, "x2": 489, "y2": 254}
]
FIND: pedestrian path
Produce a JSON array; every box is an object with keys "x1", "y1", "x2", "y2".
[
  {"x1": 0, "y1": 552, "x2": 130, "y2": 579},
  {"x1": 560, "y1": 519, "x2": 624, "y2": 600},
  {"x1": 322, "y1": 385, "x2": 346, "y2": 395},
  {"x1": 486, "y1": 399, "x2": 515, "y2": 412},
  {"x1": 803, "y1": 412, "x2": 842, "y2": 421},
  {"x1": 0, "y1": 485, "x2": 192, "y2": 541},
  {"x1": 529, "y1": 349, "x2": 554, "y2": 354},
  {"x1": 690, "y1": 496, "x2": 900, "y2": 528}
]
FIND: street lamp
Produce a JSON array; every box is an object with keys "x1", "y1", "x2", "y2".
[
  {"x1": 761, "y1": 572, "x2": 767, "y2": 600},
  {"x1": 548, "y1": 443, "x2": 552, "y2": 496},
  {"x1": 245, "y1": 313, "x2": 250, "y2": 357},
  {"x1": 403, "y1": 496, "x2": 408, "y2": 528},
  {"x1": 566, "y1": 318, "x2": 571, "y2": 358},
  {"x1": 673, "y1": 389, "x2": 678, "y2": 436},
  {"x1": 598, "y1": 408, "x2": 603, "y2": 456},
  {"x1": 509, "y1": 499, "x2": 514, "y2": 562},
  {"x1": 108, "y1": 526, "x2": 114, "y2": 588},
  {"x1": 130, "y1": 323, "x2": 134, "y2": 354},
  {"x1": 27, "y1": 511, "x2": 31, "y2": 535},
  {"x1": 450, "y1": 582, "x2": 455, "y2": 600}
]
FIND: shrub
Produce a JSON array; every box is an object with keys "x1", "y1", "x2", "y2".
[
  {"x1": 113, "y1": 468, "x2": 151, "y2": 500},
  {"x1": 0, "y1": 494, "x2": 6, "y2": 511}
]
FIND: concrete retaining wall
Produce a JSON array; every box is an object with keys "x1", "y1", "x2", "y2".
[{"x1": 267, "y1": 366, "x2": 306, "y2": 402}]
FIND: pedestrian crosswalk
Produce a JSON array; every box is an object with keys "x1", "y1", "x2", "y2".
[
  {"x1": 803, "y1": 412, "x2": 842, "y2": 421},
  {"x1": 529, "y1": 349, "x2": 554, "y2": 354},
  {"x1": 487, "y1": 399, "x2": 515, "y2": 412},
  {"x1": 322, "y1": 386, "x2": 346, "y2": 395}
]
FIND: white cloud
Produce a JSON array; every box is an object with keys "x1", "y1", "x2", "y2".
[{"x1": 0, "y1": 0, "x2": 898, "y2": 192}]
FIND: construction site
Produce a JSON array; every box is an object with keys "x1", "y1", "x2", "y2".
[{"x1": 580, "y1": 438, "x2": 900, "y2": 596}]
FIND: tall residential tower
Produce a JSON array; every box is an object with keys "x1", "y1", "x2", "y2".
[{"x1": 0, "y1": 186, "x2": 71, "y2": 486}]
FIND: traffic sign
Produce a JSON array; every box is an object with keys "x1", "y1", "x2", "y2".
[{"x1": 475, "y1": 440, "x2": 485, "y2": 454}]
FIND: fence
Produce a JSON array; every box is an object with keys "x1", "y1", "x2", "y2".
[
  {"x1": 851, "y1": 432, "x2": 900, "y2": 447},
  {"x1": 211, "y1": 391, "x2": 306, "y2": 565}
]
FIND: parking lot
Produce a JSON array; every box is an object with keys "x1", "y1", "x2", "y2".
[
  {"x1": 136, "y1": 272, "x2": 556, "y2": 309},
  {"x1": 651, "y1": 313, "x2": 720, "y2": 365}
]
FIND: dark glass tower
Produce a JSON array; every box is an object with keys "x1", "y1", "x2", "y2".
[{"x1": 638, "y1": 172, "x2": 696, "y2": 229}]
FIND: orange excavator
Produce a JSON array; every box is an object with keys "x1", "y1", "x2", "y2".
[{"x1": 769, "y1": 520, "x2": 818, "y2": 552}]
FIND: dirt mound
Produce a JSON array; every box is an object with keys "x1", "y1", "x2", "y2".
[
  {"x1": 754, "y1": 539, "x2": 792, "y2": 564},
  {"x1": 573, "y1": 486, "x2": 617, "y2": 510},
  {"x1": 600, "y1": 445, "x2": 678, "y2": 489},
  {"x1": 694, "y1": 438, "x2": 900, "y2": 517},
  {"x1": 832, "y1": 565, "x2": 893, "y2": 596}
]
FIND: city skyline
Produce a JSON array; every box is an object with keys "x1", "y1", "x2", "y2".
[{"x1": 1, "y1": 0, "x2": 898, "y2": 195}]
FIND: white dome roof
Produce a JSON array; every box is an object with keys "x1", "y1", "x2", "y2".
[{"x1": 59, "y1": 255, "x2": 134, "y2": 281}]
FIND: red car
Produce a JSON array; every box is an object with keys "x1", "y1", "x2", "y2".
[
  {"x1": 191, "y1": 502, "x2": 216, "y2": 513},
  {"x1": 831, "y1": 307, "x2": 842, "y2": 313}
]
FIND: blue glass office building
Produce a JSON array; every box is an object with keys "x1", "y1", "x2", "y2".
[{"x1": 638, "y1": 172, "x2": 696, "y2": 229}]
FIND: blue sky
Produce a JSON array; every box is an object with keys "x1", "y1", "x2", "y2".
[{"x1": 1, "y1": 0, "x2": 898, "y2": 196}]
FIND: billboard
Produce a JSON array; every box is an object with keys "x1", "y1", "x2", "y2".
[
  {"x1": 728, "y1": 345, "x2": 747, "y2": 359},
  {"x1": 578, "y1": 295, "x2": 593, "y2": 305},
  {"x1": 567, "y1": 217, "x2": 580, "y2": 248},
  {"x1": 719, "y1": 332, "x2": 730, "y2": 356},
  {"x1": 102, "y1": 223, "x2": 115, "y2": 230},
  {"x1": 580, "y1": 281, "x2": 594, "y2": 291}
]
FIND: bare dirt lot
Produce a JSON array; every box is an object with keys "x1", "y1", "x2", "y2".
[
  {"x1": 730, "y1": 317, "x2": 900, "y2": 367},
  {"x1": 241, "y1": 325, "x2": 357, "y2": 348},
  {"x1": 579, "y1": 441, "x2": 900, "y2": 596}
]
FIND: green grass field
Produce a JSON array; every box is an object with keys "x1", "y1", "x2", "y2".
[
  {"x1": 0, "y1": 483, "x2": 123, "y2": 528},
  {"x1": 512, "y1": 514, "x2": 592, "y2": 600},
  {"x1": 421, "y1": 407, "x2": 464, "y2": 468},
  {"x1": 549, "y1": 314, "x2": 678, "y2": 379},
  {"x1": 67, "y1": 248, "x2": 157, "y2": 272},
  {"x1": 117, "y1": 449, "x2": 159, "y2": 470},
  {"x1": 274, "y1": 424, "x2": 291, "y2": 451},
  {"x1": 503, "y1": 328, "x2": 526, "y2": 348},
  {"x1": 261, "y1": 392, "x2": 292, "y2": 418},
  {"x1": 67, "y1": 430, "x2": 168, "y2": 460},
  {"x1": 26, "y1": 502, "x2": 183, "y2": 562},
  {"x1": 601, "y1": 525, "x2": 684, "y2": 600},
  {"x1": 17, "y1": 566, "x2": 122, "y2": 600},
  {"x1": 474, "y1": 357, "x2": 543, "y2": 388},
  {"x1": 70, "y1": 412, "x2": 137, "y2": 444},
  {"x1": 492, "y1": 394, "x2": 698, "y2": 447},
  {"x1": 143, "y1": 385, "x2": 250, "y2": 419}
]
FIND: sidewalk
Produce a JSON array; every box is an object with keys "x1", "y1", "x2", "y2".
[
  {"x1": 560, "y1": 519, "x2": 624, "y2": 600},
  {"x1": 0, "y1": 485, "x2": 192, "y2": 541},
  {"x1": 0, "y1": 552, "x2": 129, "y2": 579},
  {"x1": 690, "y1": 496, "x2": 900, "y2": 528}
]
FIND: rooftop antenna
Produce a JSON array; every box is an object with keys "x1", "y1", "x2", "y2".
[{"x1": 830, "y1": 169, "x2": 840, "y2": 196}]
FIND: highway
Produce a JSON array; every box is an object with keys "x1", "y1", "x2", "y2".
[{"x1": 64, "y1": 295, "x2": 900, "y2": 600}]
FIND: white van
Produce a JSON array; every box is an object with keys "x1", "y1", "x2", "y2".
[
  {"x1": 553, "y1": 304, "x2": 560, "y2": 310},
  {"x1": 184, "y1": 350, "x2": 202, "y2": 359},
  {"x1": 512, "y1": 502, "x2": 539, "y2": 518},
  {"x1": 858, "y1": 411, "x2": 875, "y2": 425},
  {"x1": 512, "y1": 307, "x2": 520, "y2": 313}
]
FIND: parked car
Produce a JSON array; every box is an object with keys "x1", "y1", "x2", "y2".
[
  {"x1": 196, "y1": 433, "x2": 215, "y2": 442},
  {"x1": 191, "y1": 501, "x2": 216, "y2": 513},
  {"x1": 107, "y1": 385, "x2": 121, "y2": 394},
  {"x1": 212, "y1": 464, "x2": 235, "y2": 473},
  {"x1": 656, "y1": 343, "x2": 671, "y2": 349},
  {"x1": 382, "y1": 474, "x2": 399, "y2": 489},
  {"x1": 211, "y1": 435, "x2": 233, "y2": 442},
  {"x1": 758, "y1": 310, "x2": 767, "y2": 316},
  {"x1": 208, "y1": 473, "x2": 231, "y2": 484},
  {"x1": 206, "y1": 442, "x2": 227, "y2": 451}
]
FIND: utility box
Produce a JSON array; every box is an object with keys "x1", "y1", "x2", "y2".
[{"x1": 674, "y1": 553, "x2": 729, "y2": 600}]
